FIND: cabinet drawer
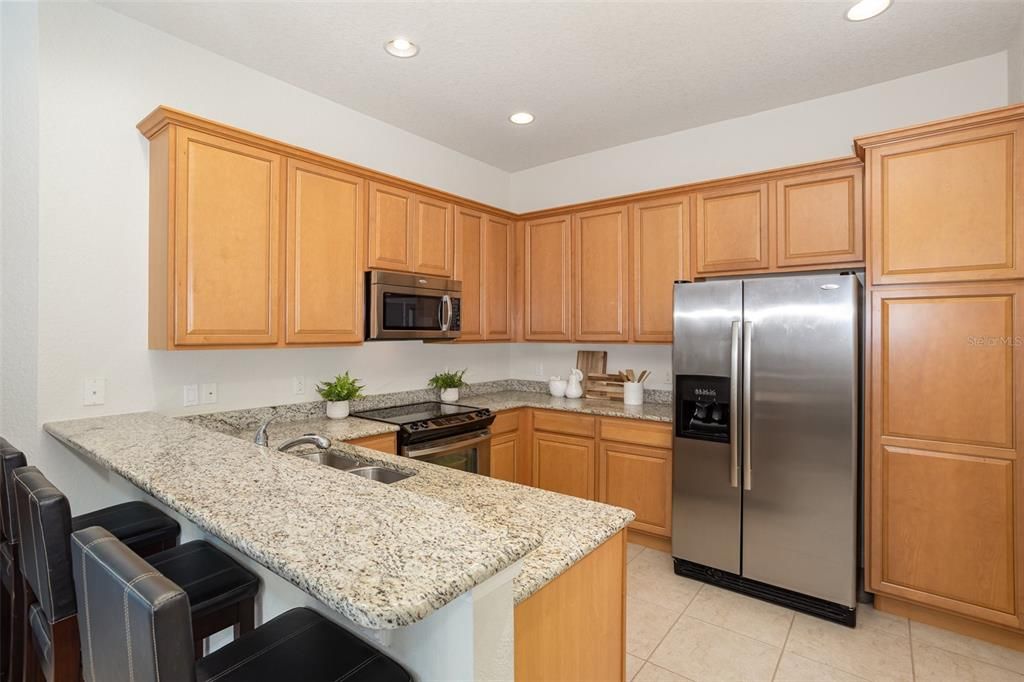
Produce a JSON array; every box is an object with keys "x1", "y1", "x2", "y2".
[
  {"x1": 599, "y1": 418, "x2": 672, "y2": 449},
  {"x1": 533, "y1": 410, "x2": 596, "y2": 438},
  {"x1": 492, "y1": 410, "x2": 521, "y2": 435},
  {"x1": 346, "y1": 432, "x2": 397, "y2": 455}
]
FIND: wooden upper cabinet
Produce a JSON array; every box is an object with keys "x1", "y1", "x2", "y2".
[
  {"x1": 483, "y1": 216, "x2": 514, "y2": 340},
  {"x1": 285, "y1": 160, "x2": 364, "y2": 344},
  {"x1": 574, "y1": 206, "x2": 629, "y2": 342},
  {"x1": 694, "y1": 181, "x2": 771, "y2": 275},
  {"x1": 869, "y1": 281, "x2": 1024, "y2": 627},
  {"x1": 171, "y1": 128, "x2": 282, "y2": 346},
  {"x1": 632, "y1": 195, "x2": 689, "y2": 342},
  {"x1": 524, "y1": 215, "x2": 573, "y2": 341},
  {"x1": 774, "y1": 166, "x2": 863, "y2": 269},
  {"x1": 367, "y1": 182, "x2": 414, "y2": 272},
  {"x1": 413, "y1": 196, "x2": 454, "y2": 277},
  {"x1": 859, "y1": 115, "x2": 1024, "y2": 285},
  {"x1": 454, "y1": 206, "x2": 484, "y2": 341}
]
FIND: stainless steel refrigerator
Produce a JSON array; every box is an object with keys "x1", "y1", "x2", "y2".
[{"x1": 671, "y1": 273, "x2": 860, "y2": 626}]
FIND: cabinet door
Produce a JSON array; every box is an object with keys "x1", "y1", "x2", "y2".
[
  {"x1": 491, "y1": 431, "x2": 519, "y2": 483},
  {"x1": 413, "y1": 196, "x2": 454, "y2": 277},
  {"x1": 574, "y1": 206, "x2": 629, "y2": 342},
  {"x1": 870, "y1": 282, "x2": 1024, "y2": 627},
  {"x1": 694, "y1": 182, "x2": 770, "y2": 275},
  {"x1": 368, "y1": 182, "x2": 414, "y2": 271},
  {"x1": 866, "y1": 120, "x2": 1024, "y2": 284},
  {"x1": 533, "y1": 431, "x2": 596, "y2": 500},
  {"x1": 454, "y1": 206, "x2": 484, "y2": 341},
  {"x1": 775, "y1": 167, "x2": 863, "y2": 269},
  {"x1": 483, "y1": 216, "x2": 514, "y2": 340},
  {"x1": 632, "y1": 195, "x2": 689, "y2": 342},
  {"x1": 285, "y1": 160, "x2": 364, "y2": 344},
  {"x1": 173, "y1": 128, "x2": 281, "y2": 346},
  {"x1": 524, "y1": 215, "x2": 573, "y2": 341},
  {"x1": 599, "y1": 442, "x2": 672, "y2": 537}
]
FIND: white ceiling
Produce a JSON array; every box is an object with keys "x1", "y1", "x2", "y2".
[{"x1": 103, "y1": 1, "x2": 1023, "y2": 172}]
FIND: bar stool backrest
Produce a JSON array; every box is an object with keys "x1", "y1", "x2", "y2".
[
  {"x1": 12, "y1": 466, "x2": 76, "y2": 625},
  {"x1": 0, "y1": 438, "x2": 27, "y2": 544},
  {"x1": 71, "y1": 526, "x2": 196, "y2": 682}
]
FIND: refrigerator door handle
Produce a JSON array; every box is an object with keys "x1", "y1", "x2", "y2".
[
  {"x1": 729, "y1": 321, "x2": 741, "y2": 488},
  {"x1": 743, "y1": 320, "x2": 753, "y2": 491}
]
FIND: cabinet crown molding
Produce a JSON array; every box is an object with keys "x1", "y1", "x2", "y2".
[{"x1": 854, "y1": 103, "x2": 1024, "y2": 157}]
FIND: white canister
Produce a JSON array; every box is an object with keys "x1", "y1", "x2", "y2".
[
  {"x1": 549, "y1": 377, "x2": 568, "y2": 397},
  {"x1": 326, "y1": 400, "x2": 350, "y2": 419},
  {"x1": 440, "y1": 388, "x2": 460, "y2": 403},
  {"x1": 623, "y1": 382, "x2": 644, "y2": 406}
]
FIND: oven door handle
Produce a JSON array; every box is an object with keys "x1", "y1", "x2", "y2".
[{"x1": 403, "y1": 430, "x2": 491, "y2": 458}]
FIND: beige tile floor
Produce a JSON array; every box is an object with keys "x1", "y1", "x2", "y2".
[{"x1": 625, "y1": 543, "x2": 1024, "y2": 682}]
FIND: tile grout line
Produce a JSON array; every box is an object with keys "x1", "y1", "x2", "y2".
[
  {"x1": 769, "y1": 612, "x2": 796, "y2": 681},
  {"x1": 643, "y1": 582, "x2": 706, "y2": 669}
]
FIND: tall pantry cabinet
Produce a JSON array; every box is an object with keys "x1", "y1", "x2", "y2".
[{"x1": 858, "y1": 105, "x2": 1024, "y2": 640}]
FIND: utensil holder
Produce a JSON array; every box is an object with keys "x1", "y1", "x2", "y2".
[{"x1": 623, "y1": 382, "x2": 644, "y2": 406}]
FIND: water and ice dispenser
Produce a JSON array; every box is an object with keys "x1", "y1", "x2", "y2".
[{"x1": 675, "y1": 375, "x2": 731, "y2": 442}]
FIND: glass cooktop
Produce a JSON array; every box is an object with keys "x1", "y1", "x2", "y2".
[{"x1": 352, "y1": 401, "x2": 480, "y2": 426}]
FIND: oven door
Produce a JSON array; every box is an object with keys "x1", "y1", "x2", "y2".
[
  {"x1": 368, "y1": 275, "x2": 462, "y2": 340},
  {"x1": 401, "y1": 429, "x2": 491, "y2": 476}
]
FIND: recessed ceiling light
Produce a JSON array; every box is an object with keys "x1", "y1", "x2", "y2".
[
  {"x1": 509, "y1": 112, "x2": 535, "y2": 125},
  {"x1": 384, "y1": 38, "x2": 419, "y2": 58},
  {"x1": 846, "y1": 0, "x2": 892, "y2": 21}
]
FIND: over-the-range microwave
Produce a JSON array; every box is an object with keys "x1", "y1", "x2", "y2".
[{"x1": 365, "y1": 270, "x2": 462, "y2": 341}]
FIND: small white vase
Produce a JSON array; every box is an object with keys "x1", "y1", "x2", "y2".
[
  {"x1": 440, "y1": 388, "x2": 460, "y2": 403},
  {"x1": 326, "y1": 400, "x2": 350, "y2": 419}
]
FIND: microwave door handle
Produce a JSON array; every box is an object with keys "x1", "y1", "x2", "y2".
[
  {"x1": 437, "y1": 298, "x2": 445, "y2": 331},
  {"x1": 440, "y1": 295, "x2": 452, "y2": 331}
]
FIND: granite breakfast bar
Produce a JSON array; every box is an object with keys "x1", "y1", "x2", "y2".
[{"x1": 44, "y1": 406, "x2": 635, "y2": 680}]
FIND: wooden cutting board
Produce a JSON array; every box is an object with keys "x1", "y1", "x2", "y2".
[{"x1": 576, "y1": 351, "x2": 607, "y2": 394}]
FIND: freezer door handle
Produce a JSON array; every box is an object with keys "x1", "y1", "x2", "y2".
[
  {"x1": 743, "y1": 320, "x2": 753, "y2": 491},
  {"x1": 729, "y1": 320, "x2": 741, "y2": 488}
]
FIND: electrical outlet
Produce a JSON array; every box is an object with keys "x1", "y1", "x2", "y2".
[
  {"x1": 183, "y1": 384, "x2": 199, "y2": 407},
  {"x1": 536, "y1": 363, "x2": 545, "y2": 378},
  {"x1": 200, "y1": 383, "x2": 218, "y2": 404},
  {"x1": 293, "y1": 376, "x2": 305, "y2": 395},
  {"x1": 82, "y1": 378, "x2": 105, "y2": 406},
  {"x1": 663, "y1": 371, "x2": 673, "y2": 386}
]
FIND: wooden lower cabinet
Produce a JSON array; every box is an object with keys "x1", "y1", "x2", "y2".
[
  {"x1": 515, "y1": 530, "x2": 625, "y2": 681},
  {"x1": 491, "y1": 431, "x2": 519, "y2": 483},
  {"x1": 599, "y1": 441, "x2": 671, "y2": 537},
  {"x1": 533, "y1": 431, "x2": 596, "y2": 500},
  {"x1": 345, "y1": 433, "x2": 397, "y2": 455},
  {"x1": 869, "y1": 282, "x2": 1024, "y2": 631}
]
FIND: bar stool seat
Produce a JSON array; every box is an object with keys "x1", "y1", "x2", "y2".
[
  {"x1": 71, "y1": 526, "x2": 411, "y2": 682},
  {"x1": 71, "y1": 500, "x2": 180, "y2": 555},
  {"x1": 196, "y1": 608, "x2": 410, "y2": 682}
]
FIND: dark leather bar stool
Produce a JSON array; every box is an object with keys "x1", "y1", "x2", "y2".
[
  {"x1": 13, "y1": 466, "x2": 260, "y2": 682},
  {"x1": 0, "y1": 439, "x2": 181, "y2": 682},
  {"x1": 71, "y1": 526, "x2": 412, "y2": 682}
]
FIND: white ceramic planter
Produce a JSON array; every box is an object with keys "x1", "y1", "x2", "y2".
[
  {"x1": 440, "y1": 388, "x2": 460, "y2": 403},
  {"x1": 326, "y1": 400, "x2": 350, "y2": 419}
]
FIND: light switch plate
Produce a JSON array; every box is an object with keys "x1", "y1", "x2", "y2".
[
  {"x1": 200, "y1": 383, "x2": 218, "y2": 404},
  {"x1": 83, "y1": 378, "x2": 105, "y2": 406},
  {"x1": 183, "y1": 384, "x2": 199, "y2": 407}
]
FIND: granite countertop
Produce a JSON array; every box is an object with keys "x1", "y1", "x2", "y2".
[
  {"x1": 45, "y1": 412, "x2": 634, "y2": 629},
  {"x1": 462, "y1": 390, "x2": 673, "y2": 422}
]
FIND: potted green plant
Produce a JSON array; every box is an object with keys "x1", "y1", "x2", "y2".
[
  {"x1": 316, "y1": 372, "x2": 366, "y2": 419},
  {"x1": 428, "y1": 369, "x2": 468, "y2": 403}
]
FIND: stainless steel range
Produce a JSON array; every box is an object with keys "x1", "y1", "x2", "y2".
[{"x1": 352, "y1": 402, "x2": 495, "y2": 475}]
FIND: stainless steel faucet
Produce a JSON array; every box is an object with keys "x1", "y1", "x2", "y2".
[
  {"x1": 279, "y1": 434, "x2": 331, "y2": 451},
  {"x1": 253, "y1": 415, "x2": 330, "y2": 451}
]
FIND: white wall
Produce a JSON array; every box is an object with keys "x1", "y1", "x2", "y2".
[
  {"x1": 1010, "y1": 17, "x2": 1024, "y2": 103},
  {"x1": 2, "y1": 2, "x2": 514, "y2": 512},
  {"x1": 508, "y1": 52, "x2": 1010, "y2": 212}
]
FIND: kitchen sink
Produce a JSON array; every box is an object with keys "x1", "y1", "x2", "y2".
[
  {"x1": 297, "y1": 451, "x2": 413, "y2": 483},
  {"x1": 346, "y1": 466, "x2": 412, "y2": 484}
]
